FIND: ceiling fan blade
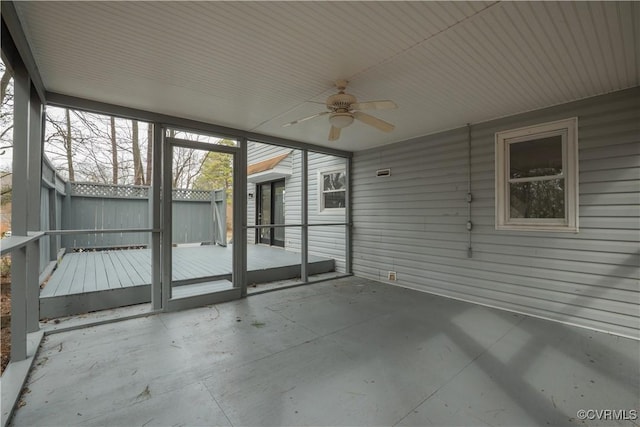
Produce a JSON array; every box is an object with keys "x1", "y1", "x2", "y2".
[
  {"x1": 282, "y1": 111, "x2": 329, "y2": 127},
  {"x1": 353, "y1": 111, "x2": 395, "y2": 132},
  {"x1": 351, "y1": 100, "x2": 397, "y2": 111},
  {"x1": 328, "y1": 126, "x2": 341, "y2": 141}
]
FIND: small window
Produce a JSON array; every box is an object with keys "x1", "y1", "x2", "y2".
[
  {"x1": 495, "y1": 118, "x2": 578, "y2": 232},
  {"x1": 320, "y1": 170, "x2": 346, "y2": 211}
]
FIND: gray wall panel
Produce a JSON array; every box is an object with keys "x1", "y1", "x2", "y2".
[{"x1": 352, "y1": 87, "x2": 640, "y2": 339}]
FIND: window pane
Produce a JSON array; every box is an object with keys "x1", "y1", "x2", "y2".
[
  {"x1": 274, "y1": 181, "x2": 285, "y2": 241},
  {"x1": 323, "y1": 172, "x2": 346, "y2": 191},
  {"x1": 259, "y1": 183, "x2": 271, "y2": 241},
  {"x1": 510, "y1": 179, "x2": 565, "y2": 219},
  {"x1": 324, "y1": 191, "x2": 345, "y2": 209},
  {"x1": 510, "y1": 135, "x2": 562, "y2": 179}
]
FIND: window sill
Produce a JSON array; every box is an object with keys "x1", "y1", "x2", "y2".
[
  {"x1": 319, "y1": 208, "x2": 346, "y2": 215},
  {"x1": 496, "y1": 224, "x2": 579, "y2": 233}
]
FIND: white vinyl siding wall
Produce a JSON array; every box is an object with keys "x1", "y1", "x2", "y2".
[
  {"x1": 247, "y1": 142, "x2": 347, "y2": 272},
  {"x1": 351, "y1": 87, "x2": 640, "y2": 339}
]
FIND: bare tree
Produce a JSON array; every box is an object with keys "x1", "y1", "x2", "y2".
[
  {"x1": 0, "y1": 64, "x2": 14, "y2": 157},
  {"x1": 110, "y1": 116, "x2": 118, "y2": 184},
  {"x1": 172, "y1": 146, "x2": 204, "y2": 188},
  {"x1": 65, "y1": 109, "x2": 75, "y2": 181},
  {"x1": 131, "y1": 120, "x2": 144, "y2": 185},
  {"x1": 0, "y1": 67, "x2": 12, "y2": 106},
  {"x1": 43, "y1": 107, "x2": 205, "y2": 190}
]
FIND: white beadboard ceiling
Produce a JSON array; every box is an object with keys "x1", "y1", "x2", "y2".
[{"x1": 13, "y1": 1, "x2": 640, "y2": 152}]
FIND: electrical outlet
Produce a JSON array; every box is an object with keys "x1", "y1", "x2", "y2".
[{"x1": 388, "y1": 271, "x2": 397, "y2": 281}]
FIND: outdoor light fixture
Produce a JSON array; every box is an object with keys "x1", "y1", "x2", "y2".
[{"x1": 328, "y1": 112, "x2": 354, "y2": 129}]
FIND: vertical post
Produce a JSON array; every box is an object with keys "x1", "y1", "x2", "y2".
[
  {"x1": 234, "y1": 137, "x2": 247, "y2": 296},
  {"x1": 466, "y1": 123, "x2": 473, "y2": 258},
  {"x1": 48, "y1": 188, "x2": 57, "y2": 260},
  {"x1": 345, "y1": 156, "x2": 352, "y2": 274},
  {"x1": 209, "y1": 190, "x2": 220, "y2": 245},
  {"x1": 10, "y1": 62, "x2": 30, "y2": 361},
  {"x1": 301, "y1": 150, "x2": 308, "y2": 282},
  {"x1": 26, "y1": 83, "x2": 42, "y2": 332},
  {"x1": 161, "y1": 125, "x2": 173, "y2": 306},
  {"x1": 151, "y1": 123, "x2": 162, "y2": 310},
  {"x1": 62, "y1": 181, "x2": 72, "y2": 248}
]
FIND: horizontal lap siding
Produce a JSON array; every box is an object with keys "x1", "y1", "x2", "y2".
[
  {"x1": 307, "y1": 153, "x2": 347, "y2": 272},
  {"x1": 285, "y1": 152, "x2": 347, "y2": 272},
  {"x1": 247, "y1": 143, "x2": 347, "y2": 272},
  {"x1": 352, "y1": 87, "x2": 640, "y2": 339},
  {"x1": 284, "y1": 150, "x2": 302, "y2": 256}
]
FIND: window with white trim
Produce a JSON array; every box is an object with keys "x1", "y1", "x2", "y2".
[
  {"x1": 320, "y1": 169, "x2": 346, "y2": 211},
  {"x1": 495, "y1": 118, "x2": 578, "y2": 232}
]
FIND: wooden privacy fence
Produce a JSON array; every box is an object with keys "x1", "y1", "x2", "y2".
[
  {"x1": 39, "y1": 157, "x2": 227, "y2": 272},
  {"x1": 64, "y1": 183, "x2": 226, "y2": 248}
]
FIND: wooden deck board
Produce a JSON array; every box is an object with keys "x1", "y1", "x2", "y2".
[
  {"x1": 173, "y1": 246, "x2": 228, "y2": 280},
  {"x1": 129, "y1": 249, "x2": 152, "y2": 281},
  {"x1": 114, "y1": 249, "x2": 146, "y2": 285},
  {"x1": 40, "y1": 253, "x2": 73, "y2": 297},
  {"x1": 69, "y1": 252, "x2": 88, "y2": 295},
  {"x1": 172, "y1": 251, "x2": 195, "y2": 280},
  {"x1": 40, "y1": 244, "x2": 335, "y2": 318},
  {"x1": 107, "y1": 251, "x2": 129, "y2": 288},
  {"x1": 102, "y1": 251, "x2": 122, "y2": 289},
  {"x1": 171, "y1": 253, "x2": 189, "y2": 281},
  {"x1": 54, "y1": 251, "x2": 82, "y2": 296},
  {"x1": 83, "y1": 252, "x2": 98, "y2": 293},
  {"x1": 94, "y1": 252, "x2": 112, "y2": 291},
  {"x1": 175, "y1": 247, "x2": 221, "y2": 277}
]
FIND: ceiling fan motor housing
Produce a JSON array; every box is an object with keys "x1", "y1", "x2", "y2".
[{"x1": 326, "y1": 92, "x2": 357, "y2": 112}]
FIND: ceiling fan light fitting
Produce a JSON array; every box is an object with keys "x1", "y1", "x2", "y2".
[{"x1": 329, "y1": 113, "x2": 354, "y2": 129}]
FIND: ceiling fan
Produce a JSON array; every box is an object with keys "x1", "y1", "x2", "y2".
[{"x1": 283, "y1": 80, "x2": 397, "y2": 141}]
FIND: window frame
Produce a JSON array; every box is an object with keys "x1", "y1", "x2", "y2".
[
  {"x1": 318, "y1": 168, "x2": 347, "y2": 213},
  {"x1": 495, "y1": 117, "x2": 579, "y2": 232}
]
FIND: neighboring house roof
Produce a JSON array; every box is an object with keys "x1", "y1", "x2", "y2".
[
  {"x1": 247, "y1": 151, "x2": 293, "y2": 183},
  {"x1": 247, "y1": 152, "x2": 291, "y2": 176}
]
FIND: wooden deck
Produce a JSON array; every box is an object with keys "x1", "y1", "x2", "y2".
[{"x1": 40, "y1": 244, "x2": 334, "y2": 318}]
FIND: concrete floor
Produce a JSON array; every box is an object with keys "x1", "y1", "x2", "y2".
[{"x1": 12, "y1": 277, "x2": 639, "y2": 426}]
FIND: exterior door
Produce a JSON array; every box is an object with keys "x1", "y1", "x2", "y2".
[
  {"x1": 257, "y1": 180, "x2": 285, "y2": 247},
  {"x1": 162, "y1": 133, "x2": 242, "y2": 311}
]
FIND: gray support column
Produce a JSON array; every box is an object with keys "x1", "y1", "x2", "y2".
[
  {"x1": 345, "y1": 156, "x2": 352, "y2": 274},
  {"x1": 301, "y1": 150, "x2": 308, "y2": 282},
  {"x1": 10, "y1": 247, "x2": 27, "y2": 360},
  {"x1": 151, "y1": 123, "x2": 162, "y2": 310},
  {"x1": 209, "y1": 191, "x2": 216, "y2": 244},
  {"x1": 48, "y1": 188, "x2": 57, "y2": 260},
  {"x1": 62, "y1": 181, "x2": 72, "y2": 248},
  {"x1": 161, "y1": 128, "x2": 173, "y2": 306},
  {"x1": 234, "y1": 137, "x2": 248, "y2": 296},
  {"x1": 26, "y1": 84, "x2": 42, "y2": 332},
  {"x1": 10, "y1": 63, "x2": 30, "y2": 361}
]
